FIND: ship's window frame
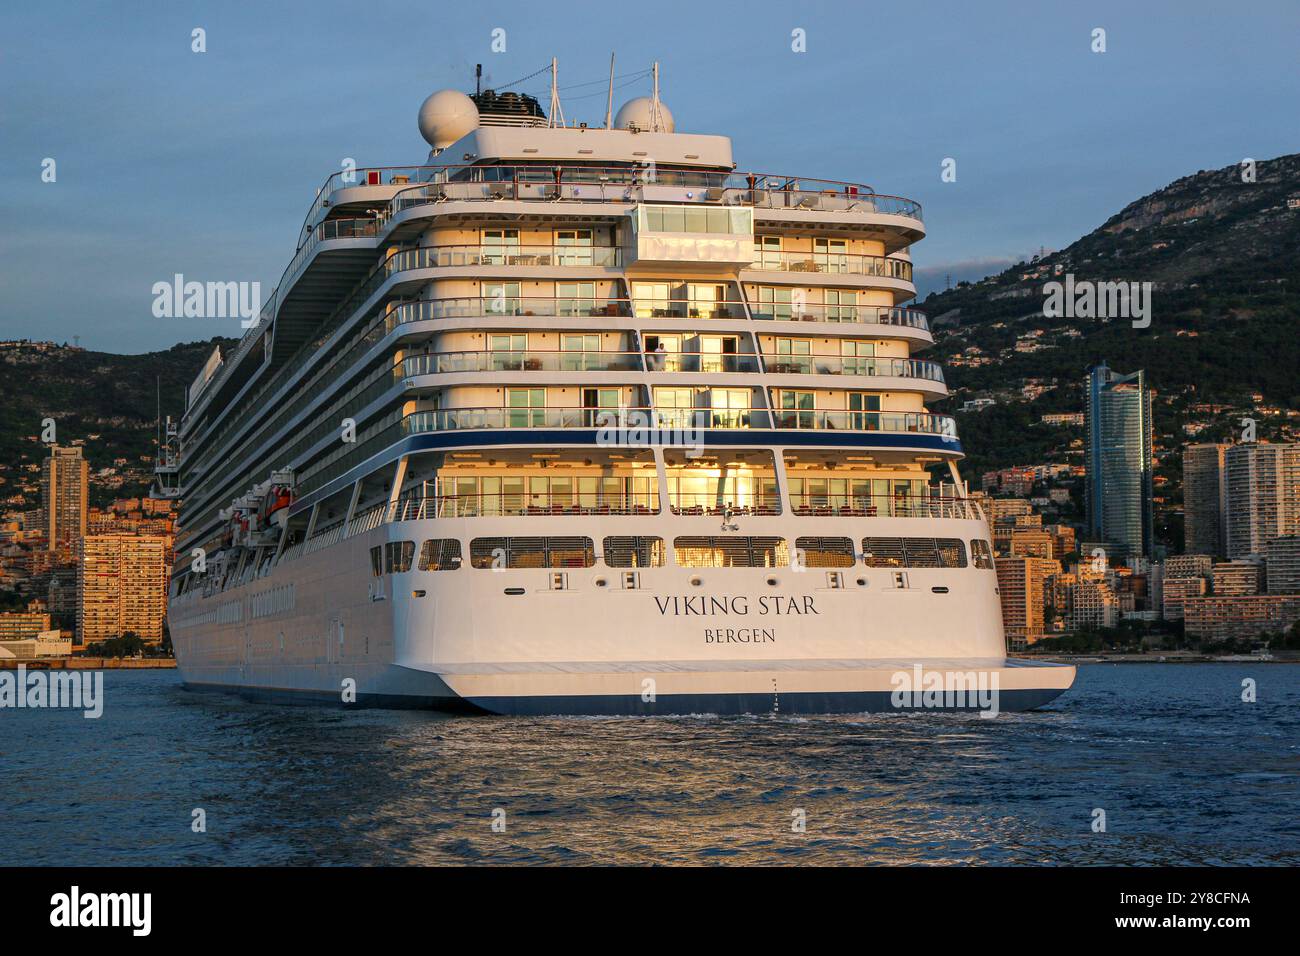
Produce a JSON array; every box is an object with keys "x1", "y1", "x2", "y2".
[
  {"x1": 469, "y1": 536, "x2": 596, "y2": 569},
  {"x1": 418, "y1": 538, "x2": 462, "y2": 571},
  {"x1": 863, "y1": 537, "x2": 905, "y2": 568},
  {"x1": 672, "y1": 536, "x2": 789, "y2": 569},
  {"x1": 603, "y1": 536, "x2": 666, "y2": 568},
  {"x1": 971, "y1": 539, "x2": 995, "y2": 570},
  {"x1": 385, "y1": 540, "x2": 415, "y2": 574},
  {"x1": 794, "y1": 536, "x2": 856, "y2": 568}
]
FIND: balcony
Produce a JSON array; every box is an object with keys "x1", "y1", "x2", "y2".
[
  {"x1": 771, "y1": 410, "x2": 955, "y2": 436},
  {"x1": 395, "y1": 492, "x2": 658, "y2": 520},
  {"x1": 646, "y1": 352, "x2": 761, "y2": 373},
  {"x1": 789, "y1": 493, "x2": 983, "y2": 520},
  {"x1": 401, "y1": 243, "x2": 622, "y2": 268},
  {"x1": 749, "y1": 250, "x2": 913, "y2": 281},
  {"x1": 750, "y1": 303, "x2": 929, "y2": 327},
  {"x1": 402, "y1": 350, "x2": 644, "y2": 375},
  {"x1": 761, "y1": 355, "x2": 945, "y2": 384},
  {"x1": 400, "y1": 407, "x2": 958, "y2": 438}
]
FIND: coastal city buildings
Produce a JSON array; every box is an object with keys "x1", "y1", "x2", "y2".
[
  {"x1": 1265, "y1": 535, "x2": 1300, "y2": 595},
  {"x1": 995, "y1": 555, "x2": 1052, "y2": 649},
  {"x1": 1223, "y1": 442, "x2": 1300, "y2": 559},
  {"x1": 76, "y1": 534, "x2": 169, "y2": 644},
  {"x1": 1084, "y1": 364, "x2": 1154, "y2": 559},
  {"x1": 41, "y1": 445, "x2": 88, "y2": 555},
  {"x1": 982, "y1": 408, "x2": 1300, "y2": 646},
  {"x1": 1183, "y1": 443, "x2": 1228, "y2": 557}
]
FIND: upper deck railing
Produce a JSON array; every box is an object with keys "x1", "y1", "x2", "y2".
[
  {"x1": 299, "y1": 164, "x2": 921, "y2": 231},
  {"x1": 187, "y1": 162, "x2": 921, "y2": 432},
  {"x1": 380, "y1": 166, "x2": 922, "y2": 224}
]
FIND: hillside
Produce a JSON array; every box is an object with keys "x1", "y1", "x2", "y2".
[
  {"x1": 922, "y1": 154, "x2": 1300, "y2": 538},
  {"x1": 0, "y1": 338, "x2": 234, "y2": 508}
]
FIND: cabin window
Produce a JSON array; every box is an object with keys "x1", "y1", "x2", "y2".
[
  {"x1": 418, "y1": 539, "x2": 462, "y2": 571},
  {"x1": 971, "y1": 539, "x2": 995, "y2": 570},
  {"x1": 384, "y1": 541, "x2": 415, "y2": 573}
]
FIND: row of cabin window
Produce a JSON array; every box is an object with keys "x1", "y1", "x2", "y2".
[{"x1": 371, "y1": 537, "x2": 996, "y2": 573}]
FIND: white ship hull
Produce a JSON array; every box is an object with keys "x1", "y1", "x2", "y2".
[{"x1": 170, "y1": 515, "x2": 1075, "y2": 715}]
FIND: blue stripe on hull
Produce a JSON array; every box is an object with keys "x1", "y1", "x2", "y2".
[
  {"x1": 183, "y1": 681, "x2": 1068, "y2": 716},
  {"x1": 464, "y1": 687, "x2": 1068, "y2": 716}
]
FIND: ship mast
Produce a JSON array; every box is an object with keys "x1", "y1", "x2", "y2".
[
  {"x1": 547, "y1": 57, "x2": 566, "y2": 128},
  {"x1": 604, "y1": 53, "x2": 615, "y2": 130}
]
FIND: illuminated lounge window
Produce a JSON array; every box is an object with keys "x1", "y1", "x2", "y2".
[
  {"x1": 794, "y1": 536, "x2": 856, "y2": 568},
  {"x1": 603, "y1": 536, "x2": 666, "y2": 568},
  {"x1": 673, "y1": 536, "x2": 789, "y2": 568},
  {"x1": 470, "y1": 536, "x2": 596, "y2": 569},
  {"x1": 863, "y1": 537, "x2": 966, "y2": 569},
  {"x1": 863, "y1": 538, "x2": 905, "y2": 568}
]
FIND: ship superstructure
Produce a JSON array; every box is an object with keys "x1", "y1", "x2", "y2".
[{"x1": 164, "y1": 67, "x2": 1075, "y2": 713}]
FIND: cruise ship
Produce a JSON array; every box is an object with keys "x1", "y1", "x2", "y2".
[{"x1": 160, "y1": 66, "x2": 1075, "y2": 714}]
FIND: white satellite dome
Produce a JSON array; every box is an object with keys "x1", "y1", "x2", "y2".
[
  {"x1": 614, "y1": 96, "x2": 674, "y2": 133},
  {"x1": 417, "y1": 89, "x2": 479, "y2": 149}
]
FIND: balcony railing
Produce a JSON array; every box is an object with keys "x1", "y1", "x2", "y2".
[
  {"x1": 398, "y1": 243, "x2": 621, "y2": 268},
  {"x1": 400, "y1": 407, "x2": 957, "y2": 437},
  {"x1": 382, "y1": 297, "x2": 930, "y2": 333},
  {"x1": 365, "y1": 164, "x2": 922, "y2": 222},
  {"x1": 403, "y1": 407, "x2": 771, "y2": 432},
  {"x1": 394, "y1": 492, "x2": 658, "y2": 520},
  {"x1": 790, "y1": 494, "x2": 982, "y2": 520},
  {"x1": 632, "y1": 300, "x2": 750, "y2": 320},
  {"x1": 749, "y1": 251, "x2": 913, "y2": 281},
  {"x1": 762, "y1": 356, "x2": 945, "y2": 383},
  {"x1": 645, "y1": 352, "x2": 762, "y2": 373},
  {"x1": 402, "y1": 350, "x2": 645, "y2": 375},
  {"x1": 771, "y1": 410, "x2": 956, "y2": 435},
  {"x1": 385, "y1": 296, "x2": 635, "y2": 331},
  {"x1": 382, "y1": 492, "x2": 979, "y2": 521},
  {"x1": 668, "y1": 494, "x2": 781, "y2": 516},
  {"x1": 751, "y1": 303, "x2": 928, "y2": 326}
]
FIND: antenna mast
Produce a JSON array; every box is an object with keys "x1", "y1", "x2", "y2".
[
  {"x1": 604, "y1": 53, "x2": 615, "y2": 130},
  {"x1": 548, "y1": 58, "x2": 566, "y2": 128},
  {"x1": 651, "y1": 61, "x2": 662, "y2": 131}
]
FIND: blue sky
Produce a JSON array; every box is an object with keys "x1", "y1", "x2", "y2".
[{"x1": 1, "y1": 0, "x2": 1296, "y2": 353}]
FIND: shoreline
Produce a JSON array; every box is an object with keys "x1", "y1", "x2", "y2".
[{"x1": 0, "y1": 657, "x2": 176, "y2": 670}]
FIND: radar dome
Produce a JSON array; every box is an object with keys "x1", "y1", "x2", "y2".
[
  {"x1": 614, "y1": 96, "x2": 674, "y2": 133},
  {"x1": 418, "y1": 89, "x2": 479, "y2": 149}
]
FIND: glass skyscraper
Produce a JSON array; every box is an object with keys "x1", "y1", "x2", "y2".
[{"x1": 1085, "y1": 364, "x2": 1154, "y2": 558}]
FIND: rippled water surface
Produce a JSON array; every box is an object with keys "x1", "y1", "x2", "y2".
[{"x1": 3, "y1": 664, "x2": 1298, "y2": 865}]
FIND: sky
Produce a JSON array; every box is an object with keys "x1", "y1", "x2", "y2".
[{"x1": 1, "y1": 0, "x2": 1297, "y2": 353}]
